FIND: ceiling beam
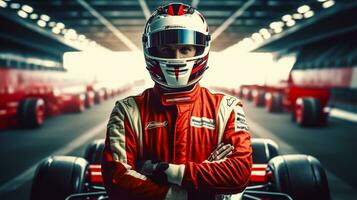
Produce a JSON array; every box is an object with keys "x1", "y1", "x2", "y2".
[
  {"x1": 211, "y1": 0, "x2": 255, "y2": 42},
  {"x1": 191, "y1": 0, "x2": 199, "y2": 8},
  {"x1": 76, "y1": 0, "x2": 139, "y2": 51},
  {"x1": 138, "y1": 0, "x2": 151, "y2": 20}
]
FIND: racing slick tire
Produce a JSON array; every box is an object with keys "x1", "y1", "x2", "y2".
[
  {"x1": 265, "y1": 93, "x2": 283, "y2": 113},
  {"x1": 73, "y1": 94, "x2": 86, "y2": 113},
  {"x1": 251, "y1": 138, "x2": 279, "y2": 164},
  {"x1": 84, "y1": 139, "x2": 105, "y2": 164},
  {"x1": 17, "y1": 98, "x2": 45, "y2": 128},
  {"x1": 85, "y1": 91, "x2": 95, "y2": 108},
  {"x1": 30, "y1": 156, "x2": 89, "y2": 200},
  {"x1": 94, "y1": 90, "x2": 104, "y2": 104},
  {"x1": 242, "y1": 88, "x2": 252, "y2": 101},
  {"x1": 268, "y1": 154, "x2": 330, "y2": 200},
  {"x1": 252, "y1": 90, "x2": 265, "y2": 107},
  {"x1": 295, "y1": 97, "x2": 322, "y2": 126}
]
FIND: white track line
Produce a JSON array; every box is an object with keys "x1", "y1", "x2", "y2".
[
  {"x1": 329, "y1": 108, "x2": 357, "y2": 123},
  {"x1": 0, "y1": 120, "x2": 107, "y2": 194},
  {"x1": 247, "y1": 117, "x2": 357, "y2": 200}
]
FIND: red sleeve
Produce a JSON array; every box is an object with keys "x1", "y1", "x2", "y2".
[
  {"x1": 101, "y1": 101, "x2": 170, "y2": 200},
  {"x1": 181, "y1": 104, "x2": 252, "y2": 194}
]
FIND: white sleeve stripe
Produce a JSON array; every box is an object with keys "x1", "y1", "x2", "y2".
[
  {"x1": 108, "y1": 104, "x2": 127, "y2": 163},
  {"x1": 217, "y1": 95, "x2": 238, "y2": 144},
  {"x1": 118, "y1": 97, "x2": 144, "y2": 158},
  {"x1": 234, "y1": 105, "x2": 249, "y2": 132},
  {"x1": 165, "y1": 185, "x2": 187, "y2": 200},
  {"x1": 165, "y1": 164, "x2": 185, "y2": 186},
  {"x1": 124, "y1": 169, "x2": 148, "y2": 181}
]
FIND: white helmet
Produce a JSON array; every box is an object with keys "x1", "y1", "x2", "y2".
[{"x1": 143, "y1": 3, "x2": 211, "y2": 89}]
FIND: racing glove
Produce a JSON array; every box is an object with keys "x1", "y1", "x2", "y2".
[{"x1": 136, "y1": 143, "x2": 234, "y2": 185}]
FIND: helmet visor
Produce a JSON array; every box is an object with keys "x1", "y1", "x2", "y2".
[{"x1": 146, "y1": 29, "x2": 208, "y2": 48}]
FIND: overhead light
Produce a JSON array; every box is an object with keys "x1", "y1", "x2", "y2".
[
  {"x1": 262, "y1": 32, "x2": 271, "y2": 39},
  {"x1": 78, "y1": 34, "x2": 86, "y2": 41},
  {"x1": 61, "y1": 29, "x2": 68, "y2": 34},
  {"x1": 65, "y1": 29, "x2": 78, "y2": 40},
  {"x1": 17, "y1": 10, "x2": 28, "y2": 18},
  {"x1": 48, "y1": 21, "x2": 56, "y2": 27},
  {"x1": 259, "y1": 28, "x2": 271, "y2": 39},
  {"x1": 10, "y1": 2, "x2": 20, "y2": 9},
  {"x1": 40, "y1": 14, "x2": 50, "y2": 22},
  {"x1": 30, "y1": 13, "x2": 38, "y2": 19},
  {"x1": 21, "y1": 5, "x2": 33, "y2": 13},
  {"x1": 0, "y1": 0, "x2": 7, "y2": 8},
  {"x1": 52, "y1": 27, "x2": 61, "y2": 34},
  {"x1": 286, "y1": 19, "x2": 296, "y2": 27},
  {"x1": 322, "y1": 0, "x2": 335, "y2": 8},
  {"x1": 304, "y1": 10, "x2": 314, "y2": 18},
  {"x1": 292, "y1": 13, "x2": 303, "y2": 20},
  {"x1": 297, "y1": 5, "x2": 310, "y2": 14},
  {"x1": 282, "y1": 14, "x2": 292, "y2": 22},
  {"x1": 89, "y1": 41, "x2": 97, "y2": 47},
  {"x1": 259, "y1": 28, "x2": 269, "y2": 35},
  {"x1": 252, "y1": 33, "x2": 263, "y2": 42},
  {"x1": 269, "y1": 21, "x2": 284, "y2": 29},
  {"x1": 317, "y1": 0, "x2": 328, "y2": 2},
  {"x1": 56, "y1": 22, "x2": 65, "y2": 29},
  {"x1": 273, "y1": 27, "x2": 283, "y2": 33},
  {"x1": 37, "y1": 20, "x2": 46, "y2": 27}
]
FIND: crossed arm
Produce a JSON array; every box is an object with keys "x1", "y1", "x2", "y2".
[{"x1": 101, "y1": 103, "x2": 252, "y2": 200}]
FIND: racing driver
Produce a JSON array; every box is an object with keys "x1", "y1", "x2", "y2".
[{"x1": 101, "y1": 3, "x2": 252, "y2": 200}]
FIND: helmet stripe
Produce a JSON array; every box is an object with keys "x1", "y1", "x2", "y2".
[
  {"x1": 177, "y1": 4, "x2": 185, "y2": 16},
  {"x1": 174, "y1": 67, "x2": 179, "y2": 80},
  {"x1": 167, "y1": 5, "x2": 174, "y2": 15}
]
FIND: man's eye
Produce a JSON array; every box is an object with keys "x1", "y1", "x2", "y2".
[
  {"x1": 160, "y1": 48, "x2": 171, "y2": 53},
  {"x1": 180, "y1": 48, "x2": 190, "y2": 54}
]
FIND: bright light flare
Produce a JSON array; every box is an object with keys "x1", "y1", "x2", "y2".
[
  {"x1": 37, "y1": 20, "x2": 46, "y2": 27},
  {"x1": 17, "y1": 10, "x2": 28, "y2": 18},
  {"x1": 22, "y1": 5, "x2": 33, "y2": 13},
  {"x1": 322, "y1": 0, "x2": 335, "y2": 8},
  {"x1": 297, "y1": 5, "x2": 310, "y2": 14}
]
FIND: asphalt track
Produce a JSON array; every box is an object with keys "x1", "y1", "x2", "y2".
[{"x1": 0, "y1": 86, "x2": 356, "y2": 200}]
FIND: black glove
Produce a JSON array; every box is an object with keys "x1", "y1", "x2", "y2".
[
  {"x1": 136, "y1": 160, "x2": 169, "y2": 185},
  {"x1": 148, "y1": 162, "x2": 169, "y2": 185}
]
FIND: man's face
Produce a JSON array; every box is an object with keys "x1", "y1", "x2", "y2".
[{"x1": 157, "y1": 44, "x2": 196, "y2": 59}]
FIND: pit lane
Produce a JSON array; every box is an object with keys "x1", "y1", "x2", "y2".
[{"x1": 0, "y1": 86, "x2": 356, "y2": 200}]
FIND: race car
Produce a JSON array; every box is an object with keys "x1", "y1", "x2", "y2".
[{"x1": 30, "y1": 138, "x2": 330, "y2": 200}]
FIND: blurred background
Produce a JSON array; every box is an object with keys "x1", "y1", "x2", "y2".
[{"x1": 0, "y1": 0, "x2": 356, "y2": 199}]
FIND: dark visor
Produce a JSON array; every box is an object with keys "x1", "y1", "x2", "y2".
[{"x1": 147, "y1": 29, "x2": 208, "y2": 48}]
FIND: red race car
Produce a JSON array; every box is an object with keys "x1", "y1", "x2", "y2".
[{"x1": 30, "y1": 138, "x2": 330, "y2": 200}]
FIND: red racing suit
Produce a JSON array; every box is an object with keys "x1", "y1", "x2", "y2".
[{"x1": 101, "y1": 84, "x2": 252, "y2": 200}]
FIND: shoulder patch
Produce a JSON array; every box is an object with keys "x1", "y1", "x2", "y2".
[{"x1": 234, "y1": 105, "x2": 249, "y2": 132}]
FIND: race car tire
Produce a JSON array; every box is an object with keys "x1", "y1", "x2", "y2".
[
  {"x1": 253, "y1": 90, "x2": 265, "y2": 107},
  {"x1": 73, "y1": 94, "x2": 86, "y2": 113},
  {"x1": 268, "y1": 154, "x2": 330, "y2": 200},
  {"x1": 17, "y1": 98, "x2": 45, "y2": 128},
  {"x1": 94, "y1": 90, "x2": 104, "y2": 104},
  {"x1": 242, "y1": 88, "x2": 252, "y2": 101},
  {"x1": 85, "y1": 91, "x2": 95, "y2": 108},
  {"x1": 30, "y1": 156, "x2": 89, "y2": 200},
  {"x1": 265, "y1": 93, "x2": 283, "y2": 113},
  {"x1": 295, "y1": 97, "x2": 322, "y2": 126},
  {"x1": 84, "y1": 139, "x2": 105, "y2": 164},
  {"x1": 251, "y1": 138, "x2": 279, "y2": 164}
]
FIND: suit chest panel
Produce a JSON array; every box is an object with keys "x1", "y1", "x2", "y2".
[{"x1": 141, "y1": 103, "x2": 218, "y2": 163}]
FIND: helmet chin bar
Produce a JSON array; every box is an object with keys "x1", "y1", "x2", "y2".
[{"x1": 155, "y1": 81, "x2": 197, "y2": 92}]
